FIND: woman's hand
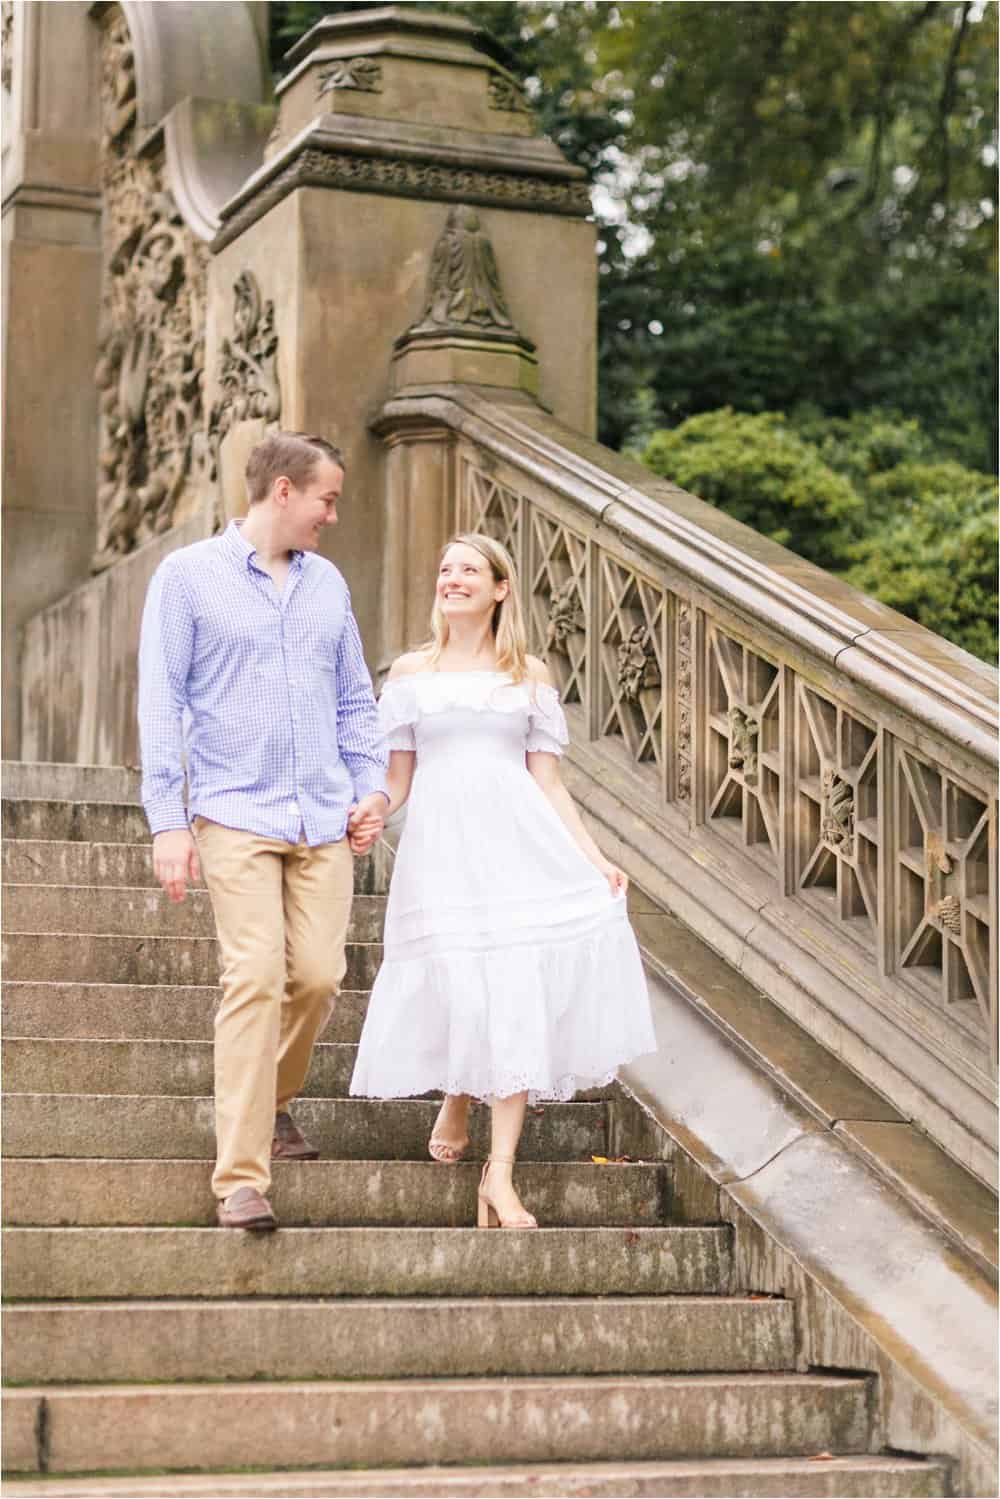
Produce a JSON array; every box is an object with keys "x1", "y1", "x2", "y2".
[{"x1": 595, "y1": 858, "x2": 628, "y2": 897}]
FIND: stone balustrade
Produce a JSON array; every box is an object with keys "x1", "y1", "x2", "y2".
[{"x1": 375, "y1": 384, "x2": 999, "y2": 1189}]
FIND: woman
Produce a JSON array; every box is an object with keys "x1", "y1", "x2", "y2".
[{"x1": 349, "y1": 533, "x2": 656, "y2": 1229}]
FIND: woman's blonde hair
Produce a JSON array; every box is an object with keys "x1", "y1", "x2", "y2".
[{"x1": 424, "y1": 532, "x2": 528, "y2": 682}]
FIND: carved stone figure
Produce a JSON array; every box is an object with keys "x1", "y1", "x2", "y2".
[
  {"x1": 728, "y1": 706, "x2": 760, "y2": 785},
  {"x1": 317, "y1": 57, "x2": 382, "y2": 96},
  {"x1": 821, "y1": 769, "x2": 854, "y2": 849},
  {"x1": 91, "y1": 6, "x2": 208, "y2": 571},
  {"x1": 545, "y1": 579, "x2": 585, "y2": 653},
  {"x1": 401, "y1": 205, "x2": 533, "y2": 346},
  {"x1": 617, "y1": 624, "x2": 660, "y2": 704}
]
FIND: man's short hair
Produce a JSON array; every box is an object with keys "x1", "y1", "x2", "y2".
[{"x1": 245, "y1": 432, "x2": 345, "y2": 505}]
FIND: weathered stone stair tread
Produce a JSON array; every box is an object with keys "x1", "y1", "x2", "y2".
[
  {"x1": 1, "y1": 1037, "x2": 618, "y2": 1103},
  {"x1": 0, "y1": 1455, "x2": 954, "y2": 1498},
  {"x1": 3, "y1": 1094, "x2": 608, "y2": 1161},
  {"x1": 2, "y1": 982, "x2": 367, "y2": 1042},
  {"x1": 2, "y1": 1373, "x2": 874, "y2": 1474},
  {"x1": 1, "y1": 885, "x2": 385, "y2": 940},
  {"x1": 2, "y1": 801, "x2": 151, "y2": 844},
  {"x1": 3, "y1": 1295, "x2": 796, "y2": 1382},
  {"x1": 4, "y1": 840, "x2": 182, "y2": 887},
  {"x1": 3, "y1": 1226, "x2": 730, "y2": 1299},
  {"x1": 2, "y1": 1158, "x2": 667, "y2": 1228},
  {"x1": 1, "y1": 932, "x2": 381, "y2": 987}
]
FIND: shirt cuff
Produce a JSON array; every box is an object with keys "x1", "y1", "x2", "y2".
[
  {"x1": 352, "y1": 770, "x2": 390, "y2": 806},
  {"x1": 144, "y1": 801, "x2": 191, "y2": 836}
]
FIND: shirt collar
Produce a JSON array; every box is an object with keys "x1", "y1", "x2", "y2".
[{"x1": 224, "y1": 520, "x2": 305, "y2": 569}]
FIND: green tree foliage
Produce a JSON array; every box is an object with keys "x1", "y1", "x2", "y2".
[
  {"x1": 845, "y1": 463, "x2": 999, "y2": 661},
  {"x1": 641, "y1": 409, "x2": 863, "y2": 572},
  {"x1": 642, "y1": 410, "x2": 998, "y2": 662}
]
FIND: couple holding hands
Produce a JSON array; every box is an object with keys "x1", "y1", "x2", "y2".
[{"x1": 139, "y1": 430, "x2": 655, "y2": 1232}]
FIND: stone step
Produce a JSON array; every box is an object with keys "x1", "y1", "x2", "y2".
[
  {"x1": 3, "y1": 1294, "x2": 796, "y2": 1383},
  {"x1": 2, "y1": 982, "x2": 368, "y2": 1042},
  {"x1": 3, "y1": 1094, "x2": 609, "y2": 1161},
  {"x1": 1, "y1": 932, "x2": 382, "y2": 988},
  {"x1": 1, "y1": 762, "x2": 141, "y2": 805},
  {"x1": 0, "y1": 1456, "x2": 953, "y2": 1498},
  {"x1": 1, "y1": 885, "x2": 386, "y2": 940},
  {"x1": 3, "y1": 800, "x2": 151, "y2": 845},
  {"x1": 3, "y1": 839, "x2": 161, "y2": 888},
  {"x1": 2, "y1": 1374, "x2": 873, "y2": 1474},
  {"x1": 2, "y1": 1226, "x2": 730, "y2": 1299},
  {"x1": 2, "y1": 1159, "x2": 669, "y2": 1228},
  {"x1": 1, "y1": 1037, "x2": 618, "y2": 1105}
]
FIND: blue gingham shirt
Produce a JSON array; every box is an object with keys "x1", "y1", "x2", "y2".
[{"x1": 138, "y1": 521, "x2": 388, "y2": 845}]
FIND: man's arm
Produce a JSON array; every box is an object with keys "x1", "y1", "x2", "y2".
[{"x1": 138, "y1": 562, "x2": 200, "y2": 901}]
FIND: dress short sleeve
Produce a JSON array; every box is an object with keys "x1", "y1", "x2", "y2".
[
  {"x1": 526, "y1": 684, "x2": 570, "y2": 756},
  {"x1": 377, "y1": 680, "x2": 417, "y2": 752}
]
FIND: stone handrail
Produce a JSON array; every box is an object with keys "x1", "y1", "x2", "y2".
[{"x1": 375, "y1": 384, "x2": 999, "y2": 1188}]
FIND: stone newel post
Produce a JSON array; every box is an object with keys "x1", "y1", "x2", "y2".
[{"x1": 205, "y1": 5, "x2": 597, "y2": 671}]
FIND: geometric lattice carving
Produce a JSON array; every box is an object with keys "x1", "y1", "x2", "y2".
[
  {"x1": 460, "y1": 463, "x2": 522, "y2": 560},
  {"x1": 530, "y1": 510, "x2": 587, "y2": 707},
  {"x1": 598, "y1": 556, "x2": 664, "y2": 770},
  {"x1": 796, "y1": 685, "x2": 879, "y2": 949},
  {"x1": 896, "y1": 750, "x2": 994, "y2": 1034},
  {"x1": 706, "y1": 625, "x2": 781, "y2": 874}
]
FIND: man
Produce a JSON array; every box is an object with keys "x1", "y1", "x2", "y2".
[{"x1": 138, "y1": 431, "x2": 388, "y2": 1230}]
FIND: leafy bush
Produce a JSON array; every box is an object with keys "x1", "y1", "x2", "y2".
[
  {"x1": 845, "y1": 464, "x2": 999, "y2": 663},
  {"x1": 641, "y1": 409, "x2": 862, "y2": 572}
]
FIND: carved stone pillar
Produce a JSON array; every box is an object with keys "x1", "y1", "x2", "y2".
[
  {"x1": 2, "y1": 1, "x2": 103, "y2": 755},
  {"x1": 207, "y1": 5, "x2": 597, "y2": 667}
]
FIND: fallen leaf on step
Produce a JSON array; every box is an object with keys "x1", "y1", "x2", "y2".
[
  {"x1": 807, "y1": 1453, "x2": 834, "y2": 1462},
  {"x1": 591, "y1": 1155, "x2": 609, "y2": 1164}
]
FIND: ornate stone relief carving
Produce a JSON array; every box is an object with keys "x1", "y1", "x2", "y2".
[
  {"x1": 821, "y1": 769, "x2": 855, "y2": 849},
  {"x1": 727, "y1": 706, "x2": 760, "y2": 785},
  {"x1": 317, "y1": 57, "x2": 382, "y2": 96},
  {"x1": 2, "y1": 0, "x2": 14, "y2": 96},
  {"x1": 545, "y1": 579, "x2": 586, "y2": 653},
  {"x1": 488, "y1": 73, "x2": 530, "y2": 113},
  {"x1": 676, "y1": 603, "x2": 693, "y2": 802},
  {"x1": 215, "y1": 146, "x2": 592, "y2": 250},
  {"x1": 401, "y1": 205, "x2": 531, "y2": 347},
  {"x1": 210, "y1": 271, "x2": 281, "y2": 440},
  {"x1": 92, "y1": 5, "x2": 208, "y2": 572},
  {"x1": 618, "y1": 624, "x2": 660, "y2": 704}
]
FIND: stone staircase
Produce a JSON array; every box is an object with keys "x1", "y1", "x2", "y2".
[{"x1": 1, "y1": 770, "x2": 953, "y2": 1497}]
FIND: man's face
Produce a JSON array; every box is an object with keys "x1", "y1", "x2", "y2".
[{"x1": 285, "y1": 458, "x2": 343, "y2": 552}]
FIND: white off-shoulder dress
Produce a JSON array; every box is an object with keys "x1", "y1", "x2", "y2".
[{"x1": 349, "y1": 671, "x2": 656, "y2": 1103}]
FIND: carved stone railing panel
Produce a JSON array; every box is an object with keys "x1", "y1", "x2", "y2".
[
  {"x1": 528, "y1": 508, "x2": 589, "y2": 710},
  {"x1": 895, "y1": 749, "x2": 994, "y2": 1041},
  {"x1": 458, "y1": 459, "x2": 523, "y2": 563},
  {"x1": 796, "y1": 684, "x2": 880, "y2": 954},
  {"x1": 598, "y1": 554, "x2": 665, "y2": 784},
  {"x1": 705, "y1": 623, "x2": 782, "y2": 880}
]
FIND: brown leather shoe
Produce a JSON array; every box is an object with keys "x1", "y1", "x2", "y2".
[
  {"x1": 272, "y1": 1110, "x2": 319, "y2": 1161},
  {"x1": 216, "y1": 1186, "x2": 277, "y2": 1230}
]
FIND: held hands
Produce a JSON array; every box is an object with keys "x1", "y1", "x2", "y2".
[
  {"x1": 152, "y1": 829, "x2": 201, "y2": 903},
  {"x1": 348, "y1": 792, "x2": 388, "y2": 856}
]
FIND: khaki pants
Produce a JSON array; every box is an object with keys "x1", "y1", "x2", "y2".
[{"x1": 192, "y1": 818, "x2": 353, "y2": 1200}]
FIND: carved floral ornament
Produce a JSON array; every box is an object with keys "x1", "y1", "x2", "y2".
[
  {"x1": 488, "y1": 73, "x2": 530, "y2": 114},
  {"x1": 727, "y1": 706, "x2": 760, "y2": 785},
  {"x1": 205, "y1": 271, "x2": 282, "y2": 517},
  {"x1": 821, "y1": 769, "x2": 855, "y2": 849},
  {"x1": 617, "y1": 624, "x2": 660, "y2": 704},
  {"x1": 1, "y1": 0, "x2": 14, "y2": 96},
  {"x1": 92, "y1": 5, "x2": 208, "y2": 572},
  {"x1": 545, "y1": 580, "x2": 586, "y2": 653}
]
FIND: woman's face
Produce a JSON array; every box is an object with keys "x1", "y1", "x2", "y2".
[{"x1": 437, "y1": 542, "x2": 507, "y2": 623}]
